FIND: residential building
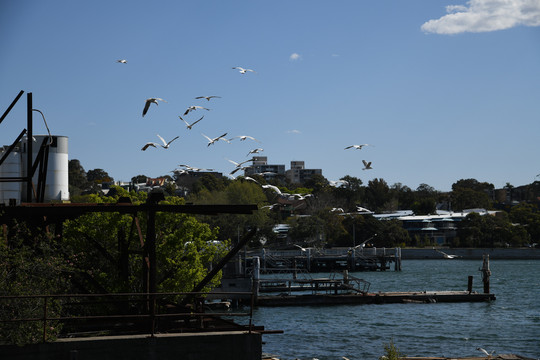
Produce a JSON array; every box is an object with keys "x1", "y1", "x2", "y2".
[
  {"x1": 285, "y1": 160, "x2": 322, "y2": 184},
  {"x1": 244, "y1": 156, "x2": 285, "y2": 180}
]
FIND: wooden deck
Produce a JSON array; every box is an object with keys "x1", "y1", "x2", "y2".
[{"x1": 256, "y1": 290, "x2": 495, "y2": 306}]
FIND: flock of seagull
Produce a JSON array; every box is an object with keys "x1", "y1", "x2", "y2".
[
  {"x1": 117, "y1": 59, "x2": 265, "y2": 176},
  {"x1": 117, "y1": 58, "x2": 376, "y2": 185}
]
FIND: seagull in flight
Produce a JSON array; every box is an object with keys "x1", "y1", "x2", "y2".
[
  {"x1": 242, "y1": 176, "x2": 260, "y2": 184},
  {"x1": 477, "y1": 347, "x2": 495, "y2": 357},
  {"x1": 227, "y1": 158, "x2": 253, "y2": 168},
  {"x1": 362, "y1": 160, "x2": 373, "y2": 170},
  {"x1": 433, "y1": 248, "x2": 460, "y2": 259},
  {"x1": 141, "y1": 134, "x2": 179, "y2": 151},
  {"x1": 142, "y1": 98, "x2": 167, "y2": 117},
  {"x1": 345, "y1": 144, "x2": 371, "y2": 150},
  {"x1": 293, "y1": 244, "x2": 308, "y2": 252},
  {"x1": 261, "y1": 184, "x2": 282, "y2": 194},
  {"x1": 116, "y1": 59, "x2": 128, "y2": 64},
  {"x1": 184, "y1": 105, "x2": 210, "y2": 116},
  {"x1": 247, "y1": 148, "x2": 263, "y2": 157},
  {"x1": 230, "y1": 166, "x2": 251, "y2": 175},
  {"x1": 179, "y1": 115, "x2": 204, "y2": 130},
  {"x1": 195, "y1": 95, "x2": 221, "y2": 101},
  {"x1": 202, "y1": 132, "x2": 228, "y2": 146},
  {"x1": 232, "y1": 66, "x2": 256, "y2": 74},
  {"x1": 234, "y1": 135, "x2": 260, "y2": 143},
  {"x1": 178, "y1": 164, "x2": 214, "y2": 172}
]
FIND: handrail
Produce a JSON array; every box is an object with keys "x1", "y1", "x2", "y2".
[{"x1": 0, "y1": 291, "x2": 255, "y2": 343}]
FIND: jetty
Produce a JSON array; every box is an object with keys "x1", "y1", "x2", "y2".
[
  {"x1": 249, "y1": 246, "x2": 402, "y2": 273},
  {"x1": 251, "y1": 255, "x2": 495, "y2": 307}
]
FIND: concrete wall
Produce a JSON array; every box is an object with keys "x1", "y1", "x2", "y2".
[
  {"x1": 0, "y1": 331, "x2": 262, "y2": 360},
  {"x1": 401, "y1": 248, "x2": 540, "y2": 260}
]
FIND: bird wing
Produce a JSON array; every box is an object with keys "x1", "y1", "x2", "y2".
[
  {"x1": 142, "y1": 100, "x2": 151, "y2": 117},
  {"x1": 178, "y1": 116, "x2": 191, "y2": 127},
  {"x1": 362, "y1": 160, "x2": 368, "y2": 166},
  {"x1": 166, "y1": 136, "x2": 179, "y2": 147},
  {"x1": 141, "y1": 143, "x2": 157, "y2": 151},
  {"x1": 344, "y1": 145, "x2": 354, "y2": 149},
  {"x1": 156, "y1": 134, "x2": 167, "y2": 146},
  {"x1": 227, "y1": 158, "x2": 240, "y2": 166},
  {"x1": 201, "y1": 133, "x2": 212, "y2": 142},
  {"x1": 190, "y1": 116, "x2": 204, "y2": 127},
  {"x1": 156, "y1": 98, "x2": 167, "y2": 103}
]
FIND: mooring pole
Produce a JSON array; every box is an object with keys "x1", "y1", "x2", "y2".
[{"x1": 481, "y1": 255, "x2": 491, "y2": 294}]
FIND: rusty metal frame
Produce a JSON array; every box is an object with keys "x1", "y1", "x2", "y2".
[{"x1": 0, "y1": 291, "x2": 258, "y2": 342}]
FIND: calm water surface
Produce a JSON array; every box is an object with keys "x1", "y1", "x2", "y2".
[{"x1": 246, "y1": 259, "x2": 539, "y2": 360}]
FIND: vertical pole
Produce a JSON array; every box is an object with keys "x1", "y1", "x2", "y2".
[
  {"x1": 26, "y1": 92, "x2": 33, "y2": 202},
  {"x1": 482, "y1": 255, "x2": 491, "y2": 294},
  {"x1": 252, "y1": 256, "x2": 260, "y2": 301},
  {"x1": 468, "y1": 275, "x2": 473, "y2": 294},
  {"x1": 42, "y1": 296, "x2": 48, "y2": 343}
]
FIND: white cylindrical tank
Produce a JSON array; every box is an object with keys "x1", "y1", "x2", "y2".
[
  {"x1": 0, "y1": 146, "x2": 23, "y2": 205},
  {"x1": 21, "y1": 135, "x2": 70, "y2": 202}
]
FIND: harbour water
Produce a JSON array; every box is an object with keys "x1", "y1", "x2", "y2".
[{"x1": 248, "y1": 259, "x2": 539, "y2": 359}]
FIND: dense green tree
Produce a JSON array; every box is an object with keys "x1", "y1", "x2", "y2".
[
  {"x1": 390, "y1": 183, "x2": 415, "y2": 210},
  {"x1": 61, "y1": 191, "x2": 227, "y2": 294},
  {"x1": 87, "y1": 168, "x2": 113, "y2": 184},
  {"x1": 0, "y1": 222, "x2": 71, "y2": 344},
  {"x1": 411, "y1": 198, "x2": 437, "y2": 215},
  {"x1": 451, "y1": 178, "x2": 494, "y2": 211},
  {"x1": 331, "y1": 175, "x2": 364, "y2": 211},
  {"x1": 191, "y1": 174, "x2": 229, "y2": 194},
  {"x1": 509, "y1": 203, "x2": 539, "y2": 246},
  {"x1": 131, "y1": 174, "x2": 148, "y2": 184},
  {"x1": 303, "y1": 174, "x2": 330, "y2": 195},
  {"x1": 365, "y1": 178, "x2": 391, "y2": 212},
  {"x1": 457, "y1": 212, "x2": 517, "y2": 247},
  {"x1": 68, "y1": 159, "x2": 91, "y2": 196}
]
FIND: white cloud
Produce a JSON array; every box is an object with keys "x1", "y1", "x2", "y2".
[
  {"x1": 287, "y1": 129, "x2": 301, "y2": 134},
  {"x1": 421, "y1": 0, "x2": 540, "y2": 34},
  {"x1": 289, "y1": 53, "x2": 301, "y2": 61}
]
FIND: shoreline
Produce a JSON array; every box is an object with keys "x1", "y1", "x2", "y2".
[{"x1": 400, "y1": 247, "x2": 539, "y2": 260}]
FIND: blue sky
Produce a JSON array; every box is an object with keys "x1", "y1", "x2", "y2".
[{"x1": 1, "y1": 0, "x2": 539, "y2": 192}]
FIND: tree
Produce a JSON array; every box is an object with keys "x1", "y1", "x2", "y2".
[
  {"x1": 390, "y1": 183, "x2": 415, "y2": 210},
  {"x1": 457, "y1": 212, "x2": 516, "y2": 248},
  {"x1": 191, "y1": 174, "x2": 229, "y2": 194},
  {"x1": 451, "y1": 178, "x2": 494, "y2": 211},
  {"x1": 365, "y1": 178, "x2": 391, "y2": 212},
  {"x1": 303, "y1": 174, "x2": 330, "y2": 195},
  {"x1": 131, "y1": 174, "x2": 148, "y2": 184},
  {"x1": 331, "y1": 175, "x2": 364, "y2": 211},
  {"x1": 0, "y1": 222, "x2": 71, "y2": 344},
  {"x1": 87, "y1": 168, "x2": 113, "y2": 184},
  {"x1": 68, "y1": 159, "x2": 90, "y2": 196}
]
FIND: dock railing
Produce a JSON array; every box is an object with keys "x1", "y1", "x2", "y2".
[{"x1": 0, "y1": 291, "x2": 256, "y2": 343}]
